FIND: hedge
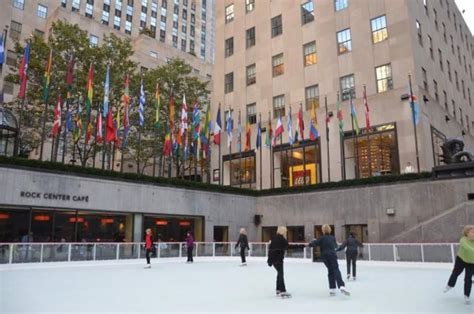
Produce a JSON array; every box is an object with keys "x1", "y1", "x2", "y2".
[{"x1": 0, "y1": 156, "x2": 433, "y2": 197}]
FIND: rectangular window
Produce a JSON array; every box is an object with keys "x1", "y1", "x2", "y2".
[
  {"x1": 34, "y1": 29, "x2": 44, "y2": 38},
  {"x1": 337, "y1": 28, "x2": 352, "y2": 54},
  {"x1": 246, "y1": 0, "x2": 255, "y2": 13},
  {"x1": 455, "y1": 71, "x2": 459, "y2": 90},
  {"x1": 246, "y1": 64, "x2": 256, "y2": 86},
  {"x1": 447, "y1": 60, "x2": 451, "y2": 81},
  {"x1": 443, "y1": 91, "x2": 448, "y2": 111},
  {"x1": 340, "y1": 74, "x2": 355, "y2": 101},
  {"x1": 301, "y1": 1, "x2": 314, "y2": 25},
  {"x1": 433, "y1": 80, "x2": 439, "y2": 102},
  {"x1": 462, "y1": 80, "x2": 465, "y2": 99},
  {"x1": 89, "y1": 34, "x2": 99, "y2": 47},
  {"x1": 114, "y1": 16, "x2": 121, "y2": 30},
  {"x1": 273, "y1": 95, "x2": 285, "y2": 117},
  {"x1": 442, "y1": 23, "x2": 446, "y2": 42},
  {"x1": 450, "y1": 35, "x2": 454, "y2": 53},
  {"x1": 469, "y1": 88, "x2": 472, "y2": 107},
  {"x1": 13, "y1": 0, "x2": 25, "y2": 10},
  {"x1": 72, "y1": 0, "x2": 81, "y2": 12},
  {"x1": 434, "y1": 9, "x2": 438, "y2": 30},
  {"x1": 225, "y1": 4, "x2": 234, "y2": 24},
  {"x1": 225, "y1": 37, "x2": 233, "y2": 58},
  {"x1": 225, "y1": 72, "x2": 234, "y2": 94},
  {"x1": 102, "y1": 11, "x2": 110, "y2": 24},
  {"x1": 334, "y1": 0, "x2": 348, "y2": 11},
  {"x1": 61, "y1": 0, "x2": 67, "y2": 8},
  {"x1": 438, "y1": 49, "x2": 443, "y2": 71},
  {"x1": 160, "y1": 29, "x2": 166, "y2": 42},
  {"x1": 6, "y1": 50, "x2": 17, "y2": 67},
  {"x1": 172, "y1": 35, "x2": 178, "y2": 47},
  {"x1": 305, "y1": 85, "x2": 319, "y2": 111},
  {"x1": 422, "y1": 67, "x2": 428, "y2": 91},
  {"x1": 85, "y1": 2, "x2": 94, "y2": 18},
  {"x1": 457, "y1": 46, "x2": 461, "y2": 63},
  {"x1": 375, "y1": 64, "x2": 393, "y2": 93},
  {"x1": 246, "y1": 27, "x2": 255, "y2": 48},
  {"x1": 416, "y1": 20, "x2": 422, "y2": 46},
  {"x1": 272, "y1": 53, "x2": 284, "y2": 77},
  {"x1": 452, "y1": 100, "x2": 456, "y2": 118},
  {"x1": 428, "y1": 35, "x2": 433, "y2": 59},
  {"x1": 303, "y1": 41, "x2": 317, "y2": 66},
  {"x1": 181, "y1": 39, "x2": 186, "y2": 51},
  {"x1": 271, "y1": 15, "x2": 283, "y2": 38},
  {"x1": 125, "y1": 20, "x2": 132, "y2": 34},
  {"x1": 10, "y1": 21, "x2": 22, "y2": 41},
  {"x1": 247, "y1": 103, "x2": 257, "y2": 125},
  {"x1": 371, "y1": 15, "x2": 388, "y2": 43},
  {"x1": 37, "y1": 4, "x2": 48, "y2": 19}
]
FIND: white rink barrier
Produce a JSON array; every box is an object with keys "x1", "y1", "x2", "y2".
[{"x1": 0, "y1": 242, "x2": 459, "y2": 264}]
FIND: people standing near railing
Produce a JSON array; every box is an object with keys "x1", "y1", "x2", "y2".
[
  {"x1": 444, "y1": 225, "x2": 474, "y2": 304},
  {"x1": 309, "y1": 224, "x2": 350, "y2": 297},
  {"x1": 144, "y1": 228, "x2": 153, "y2": 269},
  {"x1": 185, "y1": 231, "x2": 194, "y2": 263},
  {"x1": 267, "y1": 226, "x2": 291, "y2": 298},
  {"x1": 235, "y1": 228, "x2": 250, "y2": 266},
  {"x1": 337, "y1": 233, "x2": 363, "y2": 281}
]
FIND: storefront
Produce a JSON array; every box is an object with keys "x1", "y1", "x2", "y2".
[
  {"x1": 223, "y1": 150, "x2": 256, "y2": 188},
  {"x1": 143, "y1": 214, "x2": 204, "y2": 242}
]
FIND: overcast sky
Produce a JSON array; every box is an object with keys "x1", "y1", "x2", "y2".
[{"x1": 455, "y1": 0, "x2": 474, "y2": 34}]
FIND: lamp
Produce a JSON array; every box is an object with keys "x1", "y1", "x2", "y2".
[{"x1": 445, "y1": 115, "x2": 450, "y2": 122}]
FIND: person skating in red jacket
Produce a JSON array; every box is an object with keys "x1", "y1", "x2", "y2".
[{"x1": 144, "y1": 228, "x2": 154, "y2": 269}]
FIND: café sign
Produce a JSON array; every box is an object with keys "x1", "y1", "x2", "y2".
[{"x1": 20, "y1": 191, "x2": 89, "y2": 203}]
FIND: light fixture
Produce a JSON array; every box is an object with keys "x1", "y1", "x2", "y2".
[
  {"x1": 445, "y1": 115, "x2": 450, "y2": 122},
  {"x1": 423, "y1": 95, "x2": 429, "y2": 103},
  {"x1": 462, "y1": 130, "x2": 466, "y2": 136}
]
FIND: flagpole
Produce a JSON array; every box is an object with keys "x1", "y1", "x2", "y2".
[
  {"x1": 325, "y1": 96, "x2": 330, "y2": 182},
  {"x1": 61, "y1": 95, "x2": 71, "y2": 164},
  {"x1": 15, "y1": 39, "x2": 30, "y2": 157},
  {"x1": 218, "y1": 103, "x2": 222, "y2": 185},
  {"x1": 408, "y1": 73, "x2": 420, "y2": 173},
  {"x1": 229, "y1": 107, "x2": 232, "y2": 186},
  {"x1": 137, "y1": 126, "x2": 142, "y2": 174},
  {"x1": 269, "y1": 111, "x2": 274, "y2": 189},
  {"x1": 39, "y1": 100, "x2": 48, "y2": 161},
  {"x1": 0, "y1": 26, "x2": 8, "y2": 107},
  {"x1": 207, "y1": 117, "x2": 211, "y2": 184},
  {"x1": 349, "y1": 92, "x2": 358, "y2": 178},
  {"x1": 364, "y1": 85, "x2": 372, "y2": 177},
  {"x1": 301, "y1": 103, "x2": 306, "y2": 186},
  {"x1": 238, "y1": 110, "x2": 242, "y2": 189},
  {"x1": 83, "y1": 106, "x2": 90, "y2": 168},
  {"x1": 259, "y1": 113, "x2": 262, "y2": 190}
]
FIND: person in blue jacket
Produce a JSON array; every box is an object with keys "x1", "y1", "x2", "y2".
[{"x1": 337, "y1": 232, "x2": 363, "y2": 280}]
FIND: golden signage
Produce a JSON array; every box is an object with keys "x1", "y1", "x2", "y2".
[{"x1": 289, "y1": 163, "x2": 317, "y2": 187}]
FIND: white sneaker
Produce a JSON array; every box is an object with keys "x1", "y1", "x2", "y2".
[
  {"x1": 329, "y1": 289, "x2": 336, "y2": 297},
  {"x1": 340, "y1": 286, "x2": 351, "y2": 296},
  {"x1": 443, "y1": 286, "x2": 452, "y2": 293},
  {"x1": 465, "y1": 296, "x2": 471, "y2": 305}
]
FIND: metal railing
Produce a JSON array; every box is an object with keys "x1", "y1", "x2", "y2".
[{"x1": 0, "y1": 242, "x2": 459, "y2": 265}]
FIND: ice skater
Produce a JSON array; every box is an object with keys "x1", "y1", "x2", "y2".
[
  {"x1": 235, "y1": 228, "x2": 250, "y2": 266},
  {"x1": 337, "y1": 232, "x2": 363, "y2": 280},
  {"x1": 185, "y1": 231, "x2": 194, "y2": 263},
  {"x1": 144, "y1": 228, "x2": 153, "y2": 269},
  {"x1": 267, "y1": 226, "x2": 291, "y2": 298},
  {"x1": 309, "y1": 224, "x2": 350, "y2": 296},
  {"x1": 444, "y1": 225, "x2": 474, "y2": 304}
]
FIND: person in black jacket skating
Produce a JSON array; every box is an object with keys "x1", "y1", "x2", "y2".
[
  {"x1": 309, "y1": 224, "x2": 350, "y2": 296},
  {"x1": 267, "y1": 226, "x2": 291, "y2": 298},
  {"x1": 235, "y1": 228, "x2": 250, "y2": 266},
  {"x1": 337, "y1": 233, "x2": 363, "y2": 280}
]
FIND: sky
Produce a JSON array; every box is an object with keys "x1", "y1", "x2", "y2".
[{"x1": 455, "y1": 0, "x2": 474, "y2": 34}]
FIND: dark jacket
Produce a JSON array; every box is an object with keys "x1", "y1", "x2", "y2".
[
  {"x1": 267, "y1": 234, "x2": 288, "y2": 266},
  {"x1": 309, "y1": 235, "x2": 338, "y2": 257},
  {"x1": 185, "y1": 234, "x2": 194, "y2": 248},
  {"x1": 235, "y1": 234, "x2": 249, "y2": 250},
  {"x1": 337, "y1": 235, "x2": 363, "y2": 255}
]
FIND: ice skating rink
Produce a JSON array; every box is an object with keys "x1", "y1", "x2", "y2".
[{"x1": 1, "y1": 257, "x2": 472, "y2": 313}]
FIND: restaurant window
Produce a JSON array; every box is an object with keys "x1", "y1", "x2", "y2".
[
  {"x1": 0, "y1": 208, "x2": 29, "y2": 242},
  {"x1": 272, "y1": 53, "x2": 284, "y2": 77},
  {"x1": 344, "y1": 225, "x2": 368, "y2": 243},
  {"x1": 371, "y1": 15, "x2": 388, "y2": 43},
  {"x1": 305, "y1": 85, "x2": 319, "y2": 111},
  {"x1": 303, "y1": 41, "x2": 317, "y2": 66},
  {"x1": 431, "y1": 126, "x2": 446, "y2": 166},
  {"x1": 262, "y1": 226, "x2": 277, "y2": 242},
  {"x1": 343, "y1": 122, "x2": 400, "y2": 179},
  {"x1": 143, "y1": 215, "x2": 204, "y2": 242}
]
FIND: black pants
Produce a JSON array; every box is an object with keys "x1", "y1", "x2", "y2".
[
  {"x1": 346, "y1": 253, "x2": 357, "y2": 277},
  {"x1": 273, "y1": 261, "x2": 286, "y2": 292},
  {"x1": 240, "y1": 247, "x2": 246, "y2": 263},
  {"x1": 187, "y1": 246, "x2": 193, "y2": 262},
  {"x1": 322, "y1": 255, "x2": 345, "y2": 289},
  {"x1": 447, "y1": 256, "x2": 474, "y2": 297},
  {"x1": 145, "y1": 249, "x2": 151, "y2": 264}
]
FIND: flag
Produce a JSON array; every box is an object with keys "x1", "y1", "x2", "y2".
[
  {"x1": 18, "y1": 41, "x2": 30, "y2": 99},
  {"x1": 115, "y1": 106, "x2": 121, "y2": 146},
  {"x1": 85, "y1": 121, "x2": 93, "y2": 144},
  {"x1": 336, "y1": 93, "x2": 344, "y2": 134},
  {"x1": 244, "y1": 115, "x2": 251, "y2": 151},
  {"x1": 201, "y1": 102, "x2": 211, "y2": 156},
  {"x1": 192, "y1": 101, "x2": 200, "y2": 141},
  {"x1": 121, "y1": 75, "x2": 130, "y2": 148},
  {"x1": 169, "y1": 95, "x2": 175, "y2": 132},
  {"x1": 66, "y1": 56, "x2": 75, "y2": 99},
  {"x1": 154, "y1": 84, "x2": 160, "y2": 128},
  {"x1": 178, "y1": 95, "x2": 188, "y2": 146},
  {"x1": 164, "y1": 96, "x2": 174, "y2": 156},
  {"x1": 105, "y1": 109, "x2": 116, "y2": 143},
  {"x1": 350, "y1": 94, "x2": 360, "y2": 135},
  {"x1": 96, "y1": 111, "x2": 103, "y2": 143},
  {"x1": 273, "y1": 114, "x2": 284, "y2": 146},
  {"x1": 103, "y1": 64, "x2": 110, "y2": 117},
  {"x1": 363, "y1": 87, "x2": 371, "y2": 130},
  {"x1": 226, "y1": 110, "x2": 233, "y2": 148},
  {"x1": 298, "y1": 106, "x2": 305, "y2": 142},
  {"x1": 85, "y1": 63, "x2": 94, "y2": 114},
  {"x1": 164, "y1": 131, "x2": 172, "y2": 156},
  {"x1": 139, "y1": 80, "x2": 145, "y2": 127},
  {"x1": 265, "y1": 115, "x2": 273, "y2": 148},
  {"x1": 74, "y1": 115, "x2": 83, "y2": 143},
  {"x1": 256, "y1": 120, "x2": 262, "y2": 150},
  {"x1": 0, "y1": 34, "x2": 4, "y2": 65},
  {"x1": 66, "y1": 109, "x2": 73, "y2": 132},
  {"x1": 52, "y1": 95, "x2": 62, "y2": 136},
  {"x1": 310, "y1": 98, "x2": 319, "y2": 140},
  {"x1": 288, "y1": 107, "x2": 294, "y2": 145},
  {"x1": 237, "y1": 113, "x2": 242, "y2": 152},
  {"x1": 214, "y1": 105, "x2": 222, "y2": 145},
  {"x1": 42, "y1": 48, "x2": 52, "y2": 103}
]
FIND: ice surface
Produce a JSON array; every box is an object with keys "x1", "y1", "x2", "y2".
[{"x1": 1, "y1": 257, "x2": 472, "y2": 313}]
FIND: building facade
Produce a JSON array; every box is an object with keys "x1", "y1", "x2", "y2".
[{"x1": 210, "y1": 0, "x2": 474, "y2": 189}]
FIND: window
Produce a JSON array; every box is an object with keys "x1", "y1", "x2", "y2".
[
  {"x1": 450, "y1": 35, "x2": 454, "y2": 53},
  {"x1": 462, "y1": 80, "x2": 465, "y2": 99},
  {"x1": 86, "y1": 1, "x2": 94, "y2": 18},
  {"x1": 125, "y1": 20, "x2": 132, "y2": 34},
  {"x1": 246, "y1": 64, "x2": 256, "y2": 86},
  {"x1": 181, "y1": 39, "x2": 186, "y2": 51},
  {"x1": 431, "y1": 126, "x2": 446, "y2": 166},
  {"x1": 438, "y1": 49, "x2": 443, "y2": 71},
  {"x1": 247, "y1": 103, "x2": 257, "y2": 125},
  {"x1": 442, "y1": 23, "x2": 446, "y2": 42},
  {"x1": 272, "y1": 53, "x2": 284, "y2": 77},
  {"x1": 452, "y1": 100, "x2": 456, "y2": 118},
  {"x1": 37, "y1": 4, "x2": 48, "y2": 19},
  {"x1": 416, "y1": 20, "x2": 422, "y2": 46},
  {"x1": 13, "y1": 0, "x2": 25, "y2": 10},
  {"x1": 455, "y1": 71, "x2": 459, "y2": 90},
  {"x1": 273, "y1": 95, "x2": 285, "y2": 117},
  {"x1": 371, "y1": 15, "x2": 388, "y2": 43},
  {"x1": 433, "y1": 80, "x2": 439, "y2": 101},
  {"x1": 34, "y1": 29, "x2": 44, "y2": 38},
  {"x1": 225, "y1": 4, "x2": 234, "y2": 24},
  {"x1": 72, "y1": 0, "x2": 80, "y2": 12},
  {"x1": 102, "y1": 11, "x2": 110, "y2": 25},
  {"x1": 114, "y1": 16, "x2": 121, "y2": 30},
  {"x1": 6, "y1": 50, "x2": 17, "y2": 67},
  {"x1": 225, "y1": 37, "x2": 233, "y2": 58},
  {"x1": 337, "y1": 28, "x2": 352, "y2": 54},
  {"x1": 443, "y1": 91, "x2": 448, "y2": 110},
  {"x1": 305, "y1": 85, "x2": 319, "y2": 111},
  {"x1": 10, "y1": 21, "x2": 22, "y2": 41},
  {"x1": 301, "y1": 1, "x2": 314, "y2": 25},
  {"x1": 460, "y1": 108, "x2": 463, "y2": 126},
  {"x1": 423, "y1": 0, "x2": 428, "y2": 14},
  {"x1": 434, "y1": 9, "x2": 438, "y2": 30},
  {"x1": 225, "y1": 72, "x2": 234, "y2": 94},
  {"x1": 428, "y1": 35, "x2": 433, "y2": 59},
  {"x1": 172, "y1": 35, "x2": 178, "y2": 47},
  {"x1": 334, "y1": 0, "x2": 348, "y2": 11},
  {"x1": 447, "y1": 61, "x2": 452, "y2": 81},
  {"x1": 469, "y1": 88, "x2": 472, "y2": 107},
  {"x1": 89, "y1": 34, "x2": 99, "y2": 47},
  {"x1": 303, "y1": 41, "x2": 317, "y2": 66},
  {"x1": 271, "y1": 15, "x2": 283, "y2": 38},
  {"x1": 61, "y1": 0, "x2": 67, "y2": 8},
  {"x1": 246, "y1": 27, "x2": 255, "y2": 48},
  {"x1": 457, "y1": 46, "x2": 461, "y2": 63},
  {"x1": 422, "y1": 67, "x2": 428, "y2": 91},
  {"x1": 375, "y1": 64, "x2": 393, "y2": 93},
  {"x1": 340, "y1": 74, "x2": 355, "y2": 101},
  {"x1": 246, "y1": 0, "x2": 255, "y2": 13}
]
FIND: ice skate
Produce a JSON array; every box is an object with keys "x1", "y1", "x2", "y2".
[
  {"x1": 464, "y1": 296, "x2": 471, "y2": 305},
  {"x1": 352, "y1": 276, "x2": 356, "y2": 281},
  {"x1": 347, "y1": 274, "x2": 350, "y2": 280},
  {"x1": 340, "y1": 286, "x2": 351, "y2": 296},
  {"x1": 144, "y1": 264, "x2": 151, "y2": 269},
  {"x1": 276, "y1": 290, "x2": 281, "y2": 297},
  {"x1": 329, "y1": 289, "x2": 336, "y2": 297},
  {"x1": 443, "y1": 286, "x2": 452, "y2": 293},
  {"x1": 279, "y1": 291, "x2": 292, "y2": 298},
  {"x1": 239, "y1": 262, "x2": 247, "y2": 266}
]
